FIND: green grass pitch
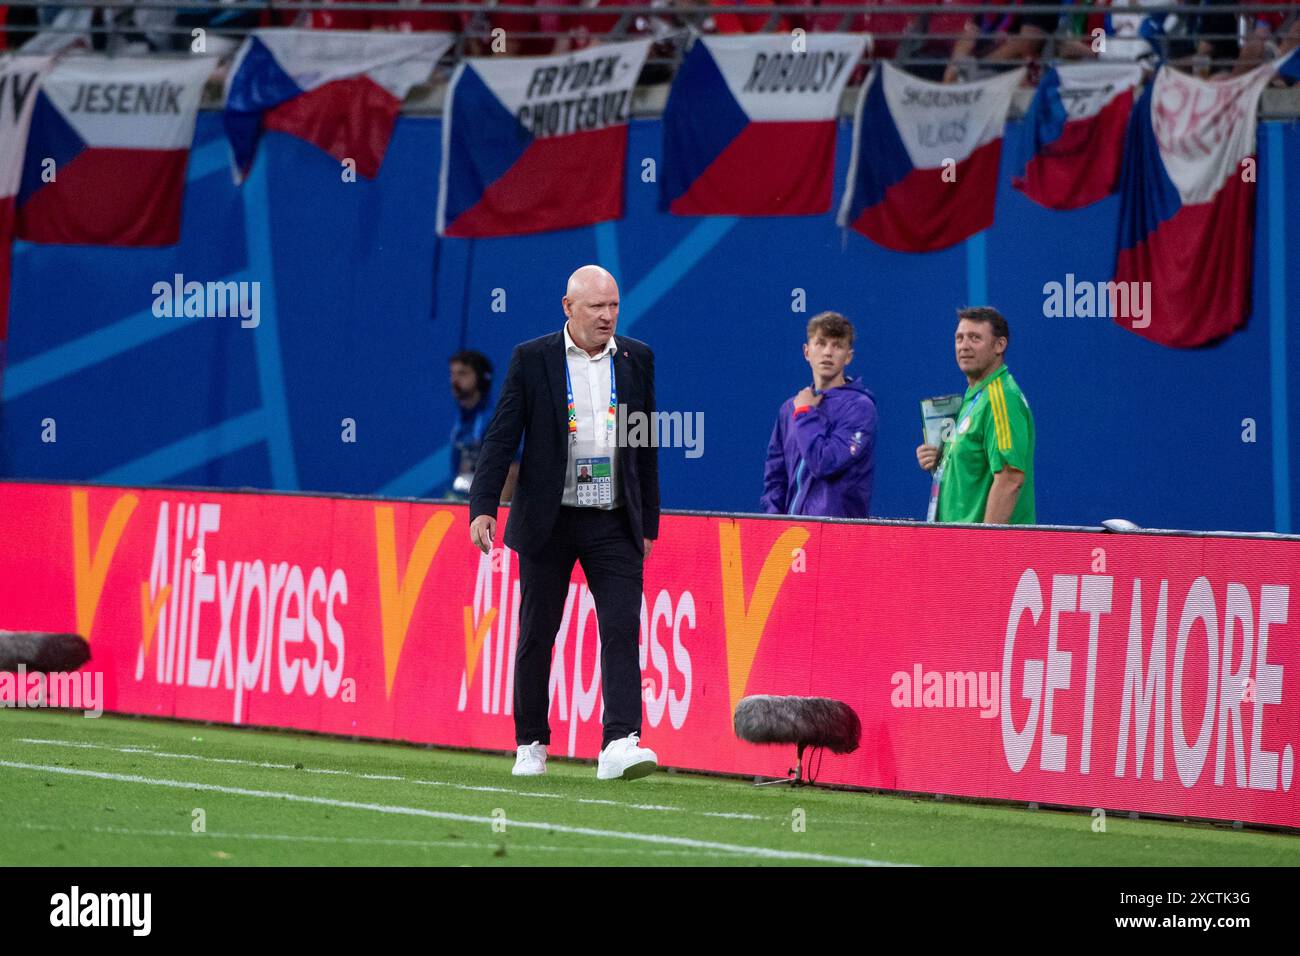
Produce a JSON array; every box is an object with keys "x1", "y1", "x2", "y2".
[{"x1": 1, "y1": 710, "x2": 1297, "y2": 866}]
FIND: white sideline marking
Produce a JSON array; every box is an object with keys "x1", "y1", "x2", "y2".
[
  {"x1": 409, "y1": 779, "x2": 564, "y2": 800},
  {"x1": 18, "y1": 738, "x2": 717, "y2": 820},
  {"x1": 16, "y1": 736, "x2": 887, "y2": 830},
  {"x1": 20, "y1": 738, "x2": 294, "y2": 769},
  {"x1": 15, "y1": 823, "x2": 739, "y2": 860},
  {"x1": 0, "y1": 761, "x2": 907, "y2": 867},
  {"x1": 575, "y1": 798, "x2": 680, "y2": 811}
]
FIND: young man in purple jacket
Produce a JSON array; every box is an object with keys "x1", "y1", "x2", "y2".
[{"x1": 762, "y1": 312, "x2": 878, "y2": 518}]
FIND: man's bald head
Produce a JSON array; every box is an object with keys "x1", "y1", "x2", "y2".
[
  {"x1": 563, "y1": 264, "x2": 620, "y2": 357},
  {"x1": 566, "y1": 264, "x2": 617, "y2": 300}
]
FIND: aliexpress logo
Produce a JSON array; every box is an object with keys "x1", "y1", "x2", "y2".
[{"x1": 131, "y1": 499, "x2": 349, "y2": 725}]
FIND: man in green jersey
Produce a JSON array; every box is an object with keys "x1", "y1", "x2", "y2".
[{"x1": 916, "y1": 307, "x2": 1036, "y2": 524}]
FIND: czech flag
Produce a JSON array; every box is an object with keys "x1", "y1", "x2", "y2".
[
  {"x1": 17, "y1": 56, "x2": 214, "y2": 246},
  {"x1": 661, "y1": 34, "x2": 866, "y2": 216},
  {"x1": 1, "y1": 55, "x2": 50, "y2": 347},
  {"x1": 224, "y1": 29, "x2": 453, "y2": 184},
  {"x1": 1013, "y1": 62, "x2": 1142, "y2": 210},
  {"x1": 437, "y1": 39, "x2": 651, "y2": 238},
  {"x1": 837, "y1": 64, "x2": 1023, "y2": 253},
  {"x1": 1113, "y1": 57, "x2": 1296, "y2": 347}
]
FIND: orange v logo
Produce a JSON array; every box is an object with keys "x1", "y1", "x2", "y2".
[
  {"x1": 374, "y1": 507, "x2": 455, "y2": 698},
  {"x1": 462, "y1": 605, "x2": 498, "y2": 688},
  {"x1": 139, "y1": 582, "x2": 171, "y2": 658},
  {"x1": 71, "y1": 490, "x2": 138, "y2": 640},
  {"x1": 718, "y1": 522, "x2": 810, "y2": 715}
]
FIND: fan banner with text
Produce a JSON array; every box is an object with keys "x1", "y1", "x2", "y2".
[
  {"x1": 0, "y1": 481, "x2": 1296, "y2": 827},
  {"x1": 436, "y1": 39, "x2": 650, "y2": 237}
]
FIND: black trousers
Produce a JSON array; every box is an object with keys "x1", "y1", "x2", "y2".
[{"x1": 514, "y1": 506, "x2": 643, "y2": 750}]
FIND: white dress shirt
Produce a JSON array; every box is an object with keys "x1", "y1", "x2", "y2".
[{"x1": 561, "y1": 322, "x2": 623, "y2": 508}]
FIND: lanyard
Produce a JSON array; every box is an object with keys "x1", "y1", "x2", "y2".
[
  {"x1": 564, "y1": 349, "x2": 616, "y2": 443},
  {"x1": 959, "y1": 372, "x2": 999, "y2": 432},
  {"x1": 948, "y1": 388, "x2": 984, "y2": 446}
]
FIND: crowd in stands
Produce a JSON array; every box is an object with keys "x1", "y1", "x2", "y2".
[{"x1": 2, "y1": 1, "x2": 1297, "y2": 83}]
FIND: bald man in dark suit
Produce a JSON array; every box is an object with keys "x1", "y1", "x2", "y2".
[{"x1": 469, "y1": 265, "x2": 660, "y2": 780}]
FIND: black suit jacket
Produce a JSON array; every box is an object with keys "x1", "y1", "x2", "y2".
[{"x1": 469, "y1": 330, "x2": 660, "y2": 557}]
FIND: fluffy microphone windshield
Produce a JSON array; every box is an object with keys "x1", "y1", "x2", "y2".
[
  {"x1": 733, "y1": 695, "x2": 861, "y2": 755},
  {"x1": 0, "y1": 631, "x2": 91, "y2": 673}
]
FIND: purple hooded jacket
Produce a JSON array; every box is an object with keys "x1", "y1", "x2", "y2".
[{"x1": 761, "y1": 376, "x2": 877, "y2": 518}]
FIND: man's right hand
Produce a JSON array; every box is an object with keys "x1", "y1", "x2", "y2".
[
  {"x1": 916, "y1": 444, "x2": 941, "y2": 473},
  {"x1": 469, "y1": 515, "x2": 496, "y2": 554}
]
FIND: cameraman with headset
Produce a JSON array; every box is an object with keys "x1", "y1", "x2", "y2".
[{"x1": 446, "y1": 350, "x2": 519, "y2": 502}]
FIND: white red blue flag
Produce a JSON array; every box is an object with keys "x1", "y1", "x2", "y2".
[
  {"x1": 661, "y1": 34, "x2": 866, "y2": 216},
  {"x1": 224, "y1": 29, "x2": 452, "y2": 184},
  {"x1": 16, "y1": 56, "x2": 213, "y2": 246},
  {"x1": 837, "y1": 64, "x2": 1023, "y2": 252},
  {"x1": 1114, "y1": 55, "x2": 1299, "y2": 347},
  {"x1": 437, "y1": 39, "x2": 651, "y2": 238},
  {"x1": 1013, "y1": 62, "x2": 1142, "y2": 210},
  {"x1": 1, "y1": 55, "x2": 50, "y2": 344}
]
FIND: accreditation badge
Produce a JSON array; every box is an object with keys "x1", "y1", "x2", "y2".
[{"x1": 575, "y1": 456, "x2": 613, "y2": 507}]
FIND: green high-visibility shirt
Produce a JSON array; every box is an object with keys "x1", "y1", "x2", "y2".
[{"x1": 936, "y1": 364, "x2": 1036, "y2": 524}]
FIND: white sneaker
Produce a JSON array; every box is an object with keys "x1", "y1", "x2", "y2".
[
  {"x1": 512, "y1": 741, "x2": 547, "y2": 776},
  {"x1": 597, "y1": 733, "x2": 658, "y2": 780}
]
